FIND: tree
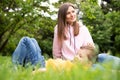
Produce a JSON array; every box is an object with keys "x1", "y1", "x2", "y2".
[
  {"x1": 0, "y1": 0, "x2": 57, "y2": 56},
  {"x1": 77, "y1": 0, "x2": 120, "y2": 56}
]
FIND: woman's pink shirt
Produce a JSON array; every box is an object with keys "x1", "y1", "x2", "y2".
[{"x1": 52, "y1": 22, "x2": 94, "y2": 60}]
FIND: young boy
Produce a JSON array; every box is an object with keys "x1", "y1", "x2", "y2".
[
  {"x1": 73, "y1": 45, "x2": 97, "y2": 67},
  {"x1": 33, "y1": 46, "x2": 97, "y2": 73},
  {"x1": 33, "y1": 46, "x2": 120, "y2": 74},
  {"x1": 74, "y1": 46, "x2": 120, "y2": 71}
]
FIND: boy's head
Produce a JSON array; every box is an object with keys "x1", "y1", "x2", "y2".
[{"x1": 74, "y1": 46, "x2": 97, "y2": 65}]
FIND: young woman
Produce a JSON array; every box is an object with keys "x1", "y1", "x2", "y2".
[
  {"x1": 52, "y1": 2, "x2": 94, "y2": 61},
  {"x1": 52, "y1": 2, "x2": 120, "y2": 69}
]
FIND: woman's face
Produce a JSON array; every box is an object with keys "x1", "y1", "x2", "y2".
[{"x1": 66, "y1": 6, "x2": 77, "y2": 25}]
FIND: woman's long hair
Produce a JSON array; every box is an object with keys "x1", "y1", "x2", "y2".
[{"x1": 57, "y1": 2, "x2": 79, "y2": 43}]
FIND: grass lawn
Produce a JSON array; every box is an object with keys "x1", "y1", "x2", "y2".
[{"x1": 0, "y1": 56, "x2": 120, "y2": 80}]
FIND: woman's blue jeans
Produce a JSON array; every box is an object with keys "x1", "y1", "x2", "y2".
[{"x1": 12, "y1": 37, "x2": 45, "y2": 68}]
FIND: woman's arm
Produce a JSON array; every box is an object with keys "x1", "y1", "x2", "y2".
[
  {"x1": 80, "y1": 24, "x2": 95, "y2": 47},
  {"x1": 52, "y1": 26, "x2": 62, "y2": 59}
]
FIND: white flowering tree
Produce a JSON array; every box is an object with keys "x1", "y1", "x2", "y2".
[{"x1": 0, "y1": 0, "x2": 59, "y2": 56}]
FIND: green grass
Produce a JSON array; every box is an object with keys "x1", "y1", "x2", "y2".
[{"x1": 0, "y1": 56, "x2": 120, "y2": 80}]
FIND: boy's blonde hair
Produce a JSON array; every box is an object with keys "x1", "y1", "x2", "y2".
[{"x1": 74, "y1": 46, "x2": 97, "y2": 65}]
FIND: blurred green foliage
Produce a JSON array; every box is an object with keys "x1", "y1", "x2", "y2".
[
  {"x1": 0, "y1": 0, "x2": 120, "y2": 57},
  {"x1": 0, "y1": 0, "x2": 56, "y2": 57},
  {"x1": 78, "y1": 0, "x2": 120, "y2": 56}
]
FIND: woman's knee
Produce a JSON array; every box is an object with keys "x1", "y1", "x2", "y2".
[
  {"x1": 20, "y1": 36, "x2": 32, "y2": 43},
  {"x1": 31, "y1": 38, "x2": 37, "y2": 42},
  {"x1": 21, "y1": 36, "x2": 30, "y2": 41}
]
